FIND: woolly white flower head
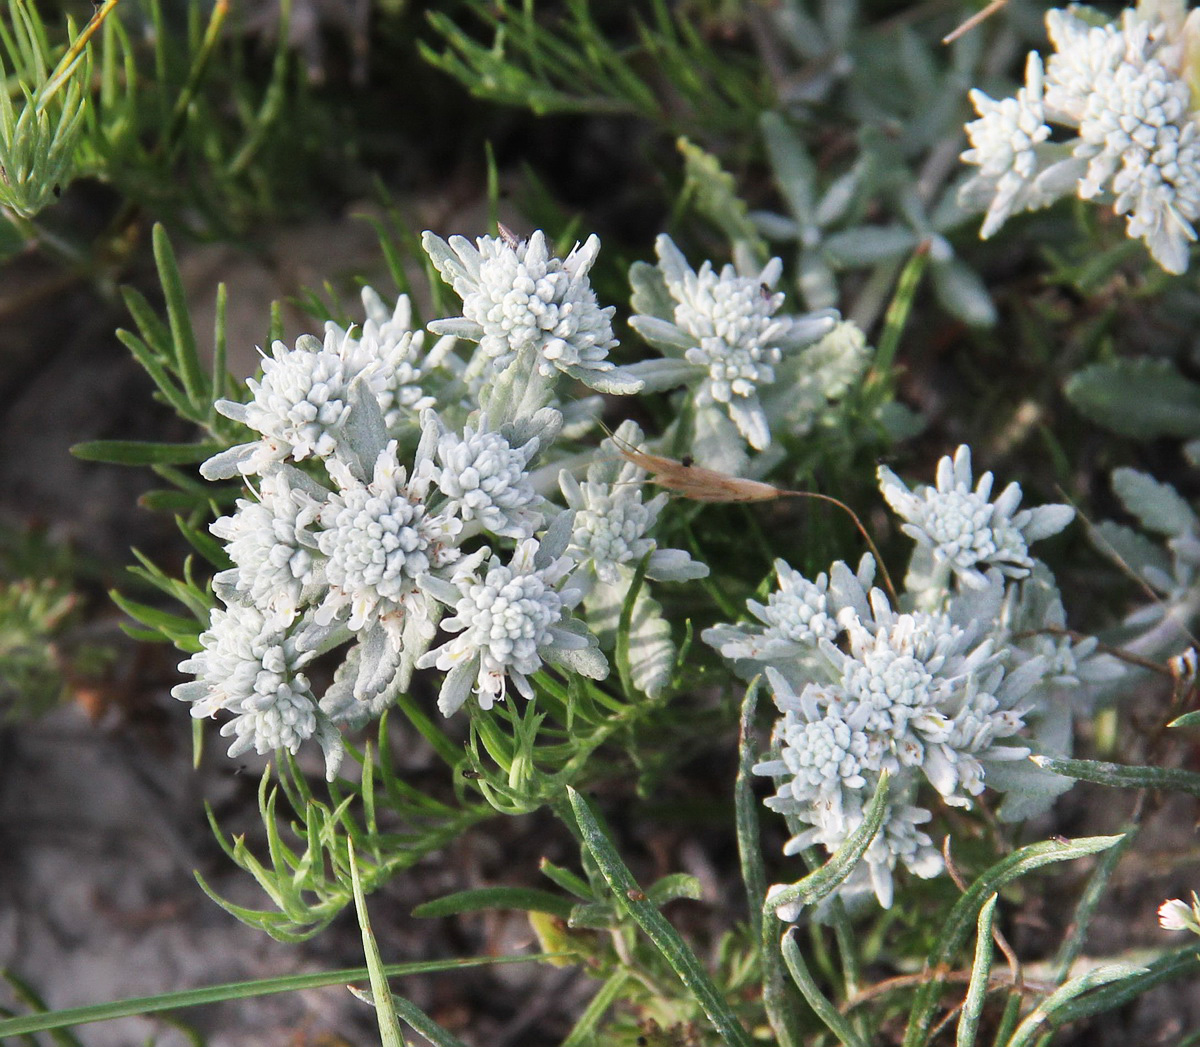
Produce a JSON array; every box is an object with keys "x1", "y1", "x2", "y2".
[
  {"x1": 960, "y1": 3, "x2": 1200, "y2": 273},
  {"x1": 417, "y1": 529, "x2": 607, "y2": 715},
  {"x1": 962, "y1": 53, "x2": 1053, "y2": 238},
  {"x1": 878, "y1": 445, "x2": 1075, "y2": 591},
  {"x1": 702, "y1": 555, "x2": 873, "y2": 669},
  {"x1": 423, "y1": 228, "x2": 641, "y2": 394},
  {"x1": 210, "y1": 469, "x2": 320, "y2": 620},
  {"x1": 329, "y1": 288, "x2": 440, "y2": 429},
  {"x1": 423, "y1": 413, "x2": 544, "y2": 540},
  {"x1": 558, "y1": 423, "x2": 708, "y2": 589},
  {"x1": 207, "y1": 332, "x2": 357, "y2": 478},
  {"x1": 314, "y1": 441, "x2": 462, "y2": 633},
  {"x1": 171, "y1": 601, "x2": 342, "y2": 779}
]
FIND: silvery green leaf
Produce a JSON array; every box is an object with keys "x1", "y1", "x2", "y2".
[
  {"x1": 396, "y1": 601, "x2": 441, "y2": 693},
  {"x1": 875, "y1": 400, "x2": 926, "y2": 441},
  {"x1": 545, "y1": 640, "x2": 610, "y2": 680},
  {"x1": 824, "y1": 225, "x2": 920, "y2": 265},
  {"x1": 536, "y1": 509, "x2": 576, "y2": 567},
  {"x1": 1111, "y1": 468, "x2": 1198, "y2": 537},
  {"x1": 628, "y1": 315, "x2": 696, "y2": 355},
  {"x1": 561, "y1": 362, "x2": 644, "y2": 395},
  {"x1": 761, "y1": 111, "x2": 817, "y2": 220},
  {"x1": 678, "y1": 138, "x2": 766, "y2": 254},
  {"x1": 427, "y1": 317, "x2": 485, "y2": 342},
  {"x1": 625, "y1": 588, "x2": 675, "y2": 698},
  {"x1": 623, "y1": 357, "x2": 700, "y2": 391},
  {"x1": 930, "y1": 179, "x2": 976, "y2": 231},
  {"x1": 774, "y1": 309, "x2": 840, "y2": 350},
  {"x1": 798, "y1": 249, "x2": 839, "y2": 312},
  {"x1": 932, "y1": 257, "x2": 997, "y2": 328},
  {"x1": 272, "y1": 463, "x2": 332, "y2": 501},
  {"x1": 437, "y1": 657, "x2": 478, "y2": 716},
  {"x1": 1066, "y1": 359, "x2": 1200, "y2": 439},
  {"x1": 420, "y1": 572, "x2": 463, "y2": 608},
  {"x1": 315, "y1": 714, "x2": 345, "y2": 781},
  {"x1": 1092, "y1": 521, "x2": 1175, "y2": 583},
  {"x1": 1023, "y1": 504, "x2": 1076, "y2": 541},
  {"x1": 421, "y1": 230, "x2": 471, "y2": 284},
  {"x1": 646, "y1": 548, "x2": 709, "y2": 582},
  {"x1": 986, "y1": 755, "x2": 1075, "y2": 822},
  {"x1": 629, "y1": 259, "x2": 673, "y2": 319},
  {"x1": 340, "y1": 374, "x2": 389, "y2": 480},
  {"x1": 501, "y1": 406, "x2": 563, "y2": 454},
  {"x1": 751, "y1": 210, "x2": 801, "y2": 240},
  {"x1": 654, "y1": 234, "x2": 693, "y2": 289},
  {"x1": 584, "y1": 575, "x2": 627, "y2": 646},
  {"x1": 200, "y1": 442, "x2": 258, "y2": 480},
  {"x1": 816, "y1": 161, "x2": 867, "y2": 228},
  {"x1": 354, "y1": 621, "x2": 399, "y2": 703},
  {"x1": 481, "y1": 350, "x2": 554, "y2": 425},
  {"x1": 691, "y1": 402, "x2": 747, "y2": 474},
  {"x1": 214, "y1": 398, "x2": 251, "y2": 423}
]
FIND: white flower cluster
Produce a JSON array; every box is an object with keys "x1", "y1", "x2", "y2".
[
  {"x1": 203, "y1": 288, "x2": 455, "y2": 482},
  {"x1": 706, "y1": 445, "x2": 1113, "y2": 909},
  {"x1": 878, "y1": 444, "x2": 1075, "y2": 591},
  {"x1": 422, "y1": 228, "x2": 642, "y2": 397},
  {"x1": 960, "y1": 1, "x2": 1200, "y2": 273},
  {"x1": 178, "y1": 228, "x2": 725, "y2": 777},
  {"x1": 626, "y1": 235, "x2": 847, "y2": 467}
]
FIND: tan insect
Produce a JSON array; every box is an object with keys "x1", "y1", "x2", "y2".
[{"x1": 605, "y1": 428, "x2": 898, "y2": 602}]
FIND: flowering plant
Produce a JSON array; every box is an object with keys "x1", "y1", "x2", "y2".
[{"x1": 10, "y1": 2, "x2": 1200, "y2": 1046}]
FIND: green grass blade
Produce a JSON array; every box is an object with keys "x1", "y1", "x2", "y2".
[
  {"x1": 868, "y1": 242, "x2": 930, "y2": 392},
  {"x1": 0, "y1": 955, "x2": 547, "y2": 1039},
  {"x1": 348, "y1": 841, "x2": 404, "y2": 1047},
  {"x1": 566, "y1": 787, "x2": 754, "y2": 1047}
]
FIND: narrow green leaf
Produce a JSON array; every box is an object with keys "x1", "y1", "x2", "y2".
[
  {"x1": 1006, "y1": 963, "x2": 1147, "y2": 1047},
  {"x1": 152, "y1": 224, "x2": 206, "y2": 407},
  {"x1": 566, "y1": 787, "x2": 754, "y2": 1047},
  {"x1": 561, "y1": 970, "x2": 628, "y2": 1047},
  {"x1": 646, "y1": 872, "x2": 702, "y2": 906},
  {"x1": 1053, "y1": 825, "x2": 1137, "y2": 982},
  {"x1": 1031, "y1": 755, "x2": 1200, "y2": 798},
  {"x1": 1169, "y1": 710, "x2": 1200, "y2": 729},
  {"x1": 0, "y1": 955, "x2": 547, "y2": 1039},
  {"x1": 780, "y1": 930, "x2": 867, "y2": 1047},
  {"x1": 1045, "y1": 946, "x2": 1200, "y2": 1027},
  {"x1": 956, "y1": 894, "x2": 997, "y2": 1047},
  {"x1": 348, "y1": 841, "x2": 404, "y2": 1047},
  {"x1": 348, "y1": 989, "x2": 469, "y2": 1047},
  {"x1": 412, "y1": 887, "x2": 574, "y2": 921},
  {"x1": 71, "y1": 440, "x2": 219, "y2": 465},
  {"x1": 902, "y1": 834, "x2": 1122, "y2": 1047}
]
